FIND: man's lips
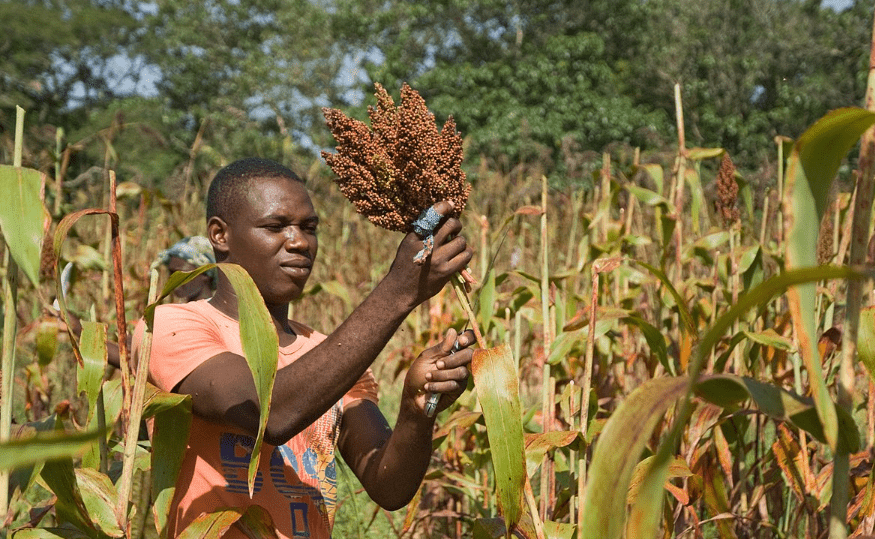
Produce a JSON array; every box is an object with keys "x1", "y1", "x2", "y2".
[{"x1": 279, "y1": 258, "x2": 312, "y2": 275}]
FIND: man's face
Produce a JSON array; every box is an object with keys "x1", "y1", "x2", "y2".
[{"x1": 220, "y1": 176, "x2": 319, "y2": 306}]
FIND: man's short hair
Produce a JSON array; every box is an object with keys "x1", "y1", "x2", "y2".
[{"x1": 206, "y1": 157, "x2": 303, "y2": 223}]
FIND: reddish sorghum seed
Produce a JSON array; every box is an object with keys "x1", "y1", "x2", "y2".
[{"x1": 322, "y1": 83, "x2": 471, "y2": 233}]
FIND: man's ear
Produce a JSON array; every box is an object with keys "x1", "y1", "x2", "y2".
[{"x1": 207, "y1": 216, "x2": 230, "y2": 259}]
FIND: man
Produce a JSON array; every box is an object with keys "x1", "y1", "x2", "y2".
[{"x1": 134, "y1": 157, "x2": 475, "y2": 538}]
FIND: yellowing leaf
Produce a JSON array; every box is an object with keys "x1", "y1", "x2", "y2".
[{"x1": 472, "y1": 344, "x2": 526, "y2": 529}]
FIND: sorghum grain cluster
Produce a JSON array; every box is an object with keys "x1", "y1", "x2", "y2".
[
  {"x1": 716, "y1": 153, "x2": 740, "y2": 225},
  {"x1": 321, "y1": 83, "x2": 471, "y2": 232}
]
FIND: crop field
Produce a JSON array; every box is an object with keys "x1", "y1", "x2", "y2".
[
  {"x1": 2, "y1": 2, "x2": 875, "y2": 535},
  {"x1": 2, "y1": 98, "x2": 875, "y2": 539}
]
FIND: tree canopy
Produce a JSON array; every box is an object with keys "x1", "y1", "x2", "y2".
[{"x1": 0, "y1": 0, "x2": 871, "y2": 186}]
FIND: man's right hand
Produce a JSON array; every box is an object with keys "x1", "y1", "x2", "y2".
[{"x1": 383, "y1": 200, "x2": 474, "y2": 311}]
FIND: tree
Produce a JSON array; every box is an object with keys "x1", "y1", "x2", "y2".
[
  {"x1": 333, "y1": 0, "x2": 667, "y2": 180},
  {"x1": 135, "y1": 0, "x2": 357, "y2": 159},
  {"x1": 0, "y1": 0, "x2": 140, "y2": 123},
  {"x1": 630, "y1": 0, "x2": 872, "y2": 164}
]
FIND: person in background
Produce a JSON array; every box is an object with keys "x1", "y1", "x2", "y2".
[
  {"x1": 154, "y1": 235, "x2": 217, "y2": 302},
  {"x1": 58, "y1": 236, "x2": 218, "y2": 368}
]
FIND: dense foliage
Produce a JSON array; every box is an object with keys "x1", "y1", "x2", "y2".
[{"x1": 1, "y1": 0, "x2": 871, "y2": 184}]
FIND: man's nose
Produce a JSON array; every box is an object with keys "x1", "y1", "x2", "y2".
[{"x1": 284, "y1": 227, "x2": 308, "y2": 249}]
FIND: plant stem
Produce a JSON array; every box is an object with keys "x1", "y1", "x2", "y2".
[
  {"x1": 0, "y1": 249, "x2": 18, "y2": 519},
  {"x1": 450, "y1": 274, "x2": 485, "y2": 349},
  {"x1": 0, "y1": 106, "x2": 25, "y2": 518},
  {"x1": 673, "y1": 83, "x2": 687, "y2": 279}
]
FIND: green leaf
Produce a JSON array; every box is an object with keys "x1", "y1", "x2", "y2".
[
  {"x1": 215, "y1": 263, "x2": 279, "y2": 496},
  {"x1": 0, "y1": 428, "x2": 104, "y2": 471},
  {"x1": 0, "y1": 164, "x2": 48, "y2": 286},
  {"x1": 149, "y1": 388, "x2": 192, "y2": 539},
  {"x1": 479, "y1": 267, "x2": 496, "y2": 334},
  {"x1": 144, "y1": 265, "x2": 218, "y2": 328},
  {"x1": 41, "y1": 457, "x2": 96, "y2": 534},
  {"x1": 858, "y1": 305, "x2": 875, "y2": 379},
  {"x1": 742, "y1": 329, "x2": 793, "y2": 351},
  {"x1": 635, "y1": 163, "x2": 665, "y2": 193},
  {"x1": 685, "y1": 168, "x2": 704, "y2": 234},
  {"x1": 35, "y1": 316, "x2": 59, "y2": 366},
  {"x1": 77, "y1": 321, "x2": 107, "y2": 416},
  {"x1": 6, "y1": 414, "x2": 58, "y2": 496},
  {"x1": 623, "y1": 316, "x2": 670, "y2": 375},
  {"x1": 695, "y1": 375, "x2": 859, "y2": 453},
  {"x1": 626, "y1": 185, "x2": 672, "y2": 210},
  {"x1": 11, "y1": 529, "x2": 91, "y2": 539},
  {"x1": 143, "y1": 263, "x2": 277, "y2": 498},
  {"x1": 686, "y1": 147, "x2": 725, "y2": 160},
  {"x1": 636, "y1": 262, "x2": 696, "y2": 337},
  {"x1": 472, "y1": 344, "x2": 526, "y2": 529},
  {"x1": 177, "y1": 505, "x2": 273, "y2": 539},
  {"x1": 581, "y1": 376, "x2": 688, "y2": 539},
  {"x1": 51, "y1": 208, "x2": 113, "y2": 364},
  {"x1": 783, "y1": 107, "x2": 875, "y2": 451},
  {"x1": 313, "y1": 279, "x2": 354, "y2": 311},
  {"x1": 76, "y1": 468, "x2": 124, "y2": 537}
]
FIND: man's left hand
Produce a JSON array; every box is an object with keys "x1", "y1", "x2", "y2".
[{"x1": 403, "y1": 328, "x2": 476, "y2": 417}]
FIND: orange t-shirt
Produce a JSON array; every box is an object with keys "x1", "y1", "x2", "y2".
[{"x1": 134, "y1": 300, "x2": 379, "y2": 539}]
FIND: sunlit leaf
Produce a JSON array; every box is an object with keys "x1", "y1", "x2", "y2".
[
  {"x1": 858, "y1": 305, "x2": 875, "y2": 379},
  {"x1": 784, "y1": 107, "x2": 875, "y2": 451},
  {"x1": 78, "y1": 322, "x2": 107, "y2": 415},
  {"x1": 472, "y1": 344, "x2": 526, "y2": 529},
  {"x1": 635, "y1": 163, "x2": 665, "y2": 193},
  {"x1": 581, "y1": 376, "x2": 687, "y2": 539},
  {"x1": 146, "y1": 385, "x2": 192, "y2": 538},
  {"x1": 742, "y1": 329, "x2": 793, "y2": 351},
  {"x1": 687, "y1": 147, "x2": 725, "y2": 160},
  {"x1": 479, "y1": 267, "x2": 496, "y2": 334},
  {"x1": 626, "y1": 456, "x2": 693, "y2": 506},
  {"x1": 0, "y1": 428, "x2": 104, "y2": 471},
  {"x1": 216, "y1": 263, "x2": 279, "y2": 496},
  {"x1": 41, "y1": 458, "x2": 95, "y2": 534},
  {"x1": 76, "y1": 467, "x2": 124, "y2": 537},
  {"x1": 35, "y1": 316, "x2": 59, "y2": 366},
  {"x1": 523, "y1": 431, "x2": 579, "y2": 478},
  {"x1": 0, "y1": 164, "x2": 49, "y2": 286},
  {"x1": 626, "y1": 185, "x2": 671, "y2": 210},
  {"x1": 176, "y1": 507, "x2": 248, "y2": 539}
]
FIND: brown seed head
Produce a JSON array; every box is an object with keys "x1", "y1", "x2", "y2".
[
  {"x1": 322, "y1": 83, "x2": 471, "y2": 232},
  {"x1": 716, "y1": 153, "x2": 740, "y2": 226}
]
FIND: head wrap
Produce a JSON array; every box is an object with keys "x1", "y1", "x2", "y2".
[{"x1": 154, "y1": 236, "x2": 217, "y2": 280}]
